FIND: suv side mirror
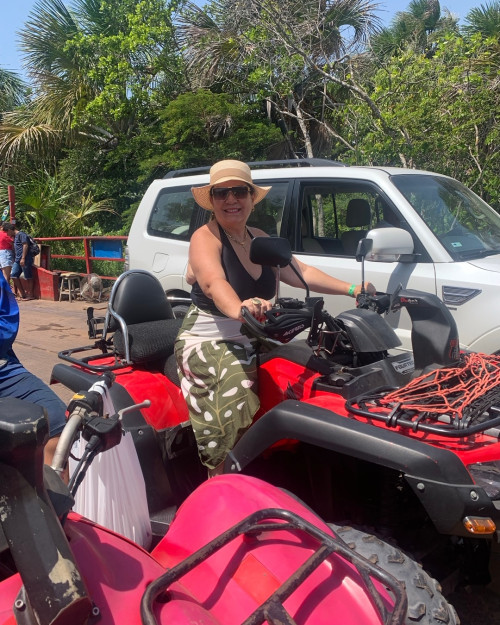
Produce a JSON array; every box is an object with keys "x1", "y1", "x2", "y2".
[
  {"x1": 355, "y1": 238, "x2": 373, "y2": 262},
  {"x1": 364, "y1": 227, "x2": 415, "y2": 262}
]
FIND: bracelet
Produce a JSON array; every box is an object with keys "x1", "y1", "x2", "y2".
[{"x1": 348, "y1": 284, "x2": 357, "y2": 297}]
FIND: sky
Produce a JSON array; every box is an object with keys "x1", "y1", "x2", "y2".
[{"x1": 0, "y1": 0, "x2": 483, "y2": 81}]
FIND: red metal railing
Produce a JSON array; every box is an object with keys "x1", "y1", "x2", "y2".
[{"x1": 35, "y1": 236, "x2": 128, "y2": 280}]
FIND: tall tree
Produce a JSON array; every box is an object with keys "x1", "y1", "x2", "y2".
[
  {"x1": 335, "y1": 33, "x2": 500, "y2": 207},
  {"x1": 0, "y1": 0, "x2": 184, "y2": 232},
  {"x1": 178, "y1": 0, "x2": 381, "y2": 159}
]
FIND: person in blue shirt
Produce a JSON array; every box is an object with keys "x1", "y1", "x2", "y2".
[
  {"x1": 10, "y1": 222, "x2": 35, "y2": 300},
  {"x1": 0, "y1": 270, "x2": 66, "y2": 467}
]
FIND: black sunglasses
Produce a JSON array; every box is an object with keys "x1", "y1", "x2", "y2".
[{"x1": 210, "y1": 186, "x2": 253, "y2": 201}]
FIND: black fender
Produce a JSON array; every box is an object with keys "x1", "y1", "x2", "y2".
[{"x1": 224, "y1": 400, "x2": 497, "y2": 537}]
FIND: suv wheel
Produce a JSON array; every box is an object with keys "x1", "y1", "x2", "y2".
[{"x1": 172, "y1": 304, "x2": 190, "y2": 319}]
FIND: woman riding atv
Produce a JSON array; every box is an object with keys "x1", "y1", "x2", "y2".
[{"x1": 175, "y1": 159, "x2": 375, "y2": 476}]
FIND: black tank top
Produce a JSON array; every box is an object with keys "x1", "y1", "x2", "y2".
[{"x1": 191, "y1": 224, "x2": 276, "y2": 314}]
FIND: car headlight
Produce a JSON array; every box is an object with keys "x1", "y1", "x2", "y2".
[{"x1": 468, "y1": 461, "x2": 500, "y2": 499}]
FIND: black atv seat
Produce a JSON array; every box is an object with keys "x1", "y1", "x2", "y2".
[
  {"x1": 113, "y1": 318, "x2": 183, "y2": 364},
  {"x1": 105, "y1": 270, "x2": 182, "y2": 364}
]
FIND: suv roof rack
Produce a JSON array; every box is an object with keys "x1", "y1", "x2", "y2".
[{"x1": 162, "y1": 158, "x2": 347, "y2": 179}]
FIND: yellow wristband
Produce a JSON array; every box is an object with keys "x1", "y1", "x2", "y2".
[{"x1": 348, "y1": 284, "x2": 356, "y2": 297}]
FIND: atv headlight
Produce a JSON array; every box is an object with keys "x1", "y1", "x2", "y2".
[{"x1": 468, "y1": 461, "x2": 500, "y2": 499}]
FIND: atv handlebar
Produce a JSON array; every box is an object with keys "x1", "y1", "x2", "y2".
[
  {"x1": 241, "y1": 292, "x2": 391, "y2": 346},
  {"x1": 51, "y1": 379, "x2": 150, "y2": 495},
  {"x1": 241, "y1": 301, "x2": 314, "y2": 344},
  {"x1": 356, "y1": 291, "x2": 391, "y2": 315}
]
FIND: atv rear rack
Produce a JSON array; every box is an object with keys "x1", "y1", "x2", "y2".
[
  {"x1": 347, "y1": 395, "x2": 500, "y2": 438},
  {"x1": 58, "y1": 345, "x2": 130, "y2": 372},
  {"x1": 141, "y1": 508, "x2": 406, "y2": 625}
]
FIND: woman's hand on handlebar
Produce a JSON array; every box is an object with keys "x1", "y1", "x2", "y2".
[
  {"x1": 353, "y1": 282, "x2": 376, "y2": 297},
  {"x1": 239, "y1": 297, "x2": 272, "y2": 323}
]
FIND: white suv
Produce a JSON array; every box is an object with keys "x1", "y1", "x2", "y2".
[{"x1": 125, "y1": 160, "x2": 500, "y2": 354}]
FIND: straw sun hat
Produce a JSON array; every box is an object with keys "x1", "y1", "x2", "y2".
[{"x1": 191, "y1": 160, "x2": 271, "y2": 211}]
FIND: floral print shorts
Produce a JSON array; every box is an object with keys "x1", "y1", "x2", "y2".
[{"x1": 174, "y1": 305, "x2": 260, "y2": 469}]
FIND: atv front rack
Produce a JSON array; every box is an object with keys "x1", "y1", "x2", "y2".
[
  {"x1": 346, "y1": 352, "x2": 500, "y2": 437},
  {"x1": 141, "y1": 508, "x2": 406, "y2": 625},
  {"x1": 347, "y1": 396, "x2": 500, "y2": 438}
]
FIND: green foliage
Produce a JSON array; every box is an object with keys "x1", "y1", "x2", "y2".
[
  {"x1": 178, "y1": 0, "x2": 381, "y2": 159},
  {"x1": 67, "y1": 0, "x2": 182, "y2": 128},
  {"x1": 138, "y1": 90, "x2": 283, "y2": 176},
  {"x1": 2, "y1": 0, "x2": 500, "y2": 243},
  {"x1": 0, "y1": 171, "x2": 117, "y2": 237},
  {"x1": 57, "y1": 141, "x2": 144, "y2": 233},
  {"x1": 0, "y1": 69, "x2": 29, "y2": 113}
]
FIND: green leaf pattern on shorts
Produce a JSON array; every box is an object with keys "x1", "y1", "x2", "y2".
[{"x1": 175, "y1": 306, "x2": 260, "y2": 469}]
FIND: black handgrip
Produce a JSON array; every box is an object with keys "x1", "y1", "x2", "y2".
[
  {"x1": 356, "y1": 292, "x2": 391, "y2": 315},
  {"x1": 241, "y1": 306, "x2": 312, "y2": 343}
]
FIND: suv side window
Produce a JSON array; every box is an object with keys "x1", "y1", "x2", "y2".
[
  {"x1": 148, "y1": 186, "x2": 198, "y2": 241},
  {"x1": 148, "y1": 182, "x2": 290, "y2": 241},
  {"x1": 293, "y1": 182, "x2": 391, "y2": 256},
  {"x1": 247, "y1": 182, "x2": 289, "y2": 236}
]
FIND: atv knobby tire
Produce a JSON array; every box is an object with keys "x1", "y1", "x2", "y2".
[{"x1": 330, "y1": 525, "x2": 460, "y2": 625}]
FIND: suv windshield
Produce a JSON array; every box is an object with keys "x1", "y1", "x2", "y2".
[{"x1": 391, "y1": 174, "x2": 500, "y2": 261}]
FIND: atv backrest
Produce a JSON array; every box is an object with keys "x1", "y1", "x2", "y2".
[
  {"x1": 105, "y1": 270, "x2": 174, "y2": 334},
  {"x1": 104, "y1": 270, "x2": 179, "y2": 364}
]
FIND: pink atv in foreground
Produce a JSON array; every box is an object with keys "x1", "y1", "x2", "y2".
[{"x1": 0, "y1": 396, "x2": 457, "y2": 625}]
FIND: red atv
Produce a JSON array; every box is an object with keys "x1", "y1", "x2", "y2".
[
  {"x1": 0, "y1": 395, "x2": 458, "y2": 625},
  {"x1": 51, "y1": 234, "x2": 500, "y2": 591}
]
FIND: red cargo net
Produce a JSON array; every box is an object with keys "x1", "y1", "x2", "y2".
[{"x1": 379, "y1": 352, "x2": 500, "y2": 425}]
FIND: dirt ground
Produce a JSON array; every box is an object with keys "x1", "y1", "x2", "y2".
[
  {"x1": 15, "y1": 296, "x2": 105, "y2": 404},
  {"x1": 14, "y1": 295, "x2": 500, "y2": 623}
]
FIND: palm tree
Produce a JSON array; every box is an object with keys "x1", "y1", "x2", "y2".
[
  {"x1": 463, "y1": 2, "x2": 500, "y2": 39},
  {"x1": 179, "y1": 0, "x2": 380, "y2": 86},
  {"x1": 9, "y1": 171, "x2": 116, "y2": 236},
  {"x1": 371, "y1": 0, "x2": 458, "y2": 59},
  {"x1": 0, "y1": 0, "x2": 100, "y2": 168},
  {"x1": 0, "y1": 68, "x2": 28, "y2": 113},
  {"x1": 0, "y1": 0, "x2": 180, "y2": 167}
]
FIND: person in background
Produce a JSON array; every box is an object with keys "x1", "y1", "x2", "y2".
[
  {"x1": 10, "y1": 222, "x2": 35, "y2": 300},
  {"x1": 0, "y1": 270, "x2": 67, "y2": 470},
  {"x1": 175, "y1": 159, "x2": 375, "y2": 477},
  {"x1": 0, "y1": 223, "x2": 15, "y2": 287}
]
